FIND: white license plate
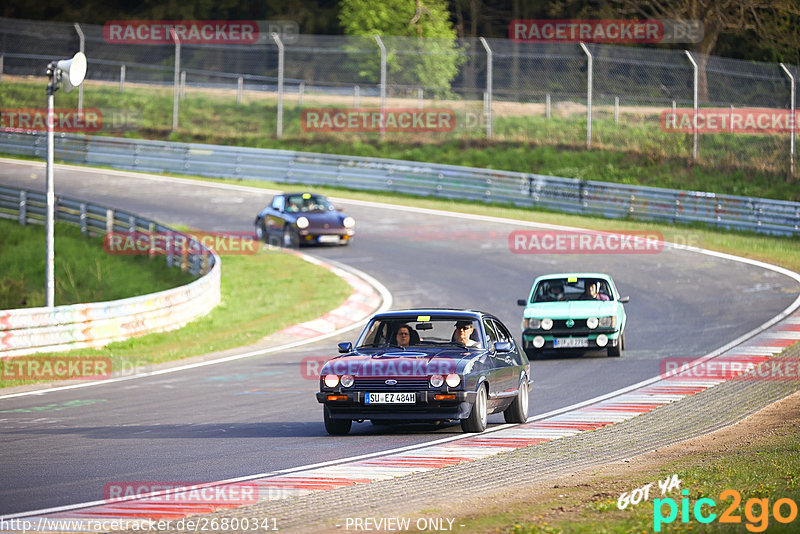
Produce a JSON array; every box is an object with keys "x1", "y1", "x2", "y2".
[
  {"x1": 365, "y1": 392, "x2": 416, "y2": 404},
  {"x1": 553, "y1": 337, "x2": 589, "y2": 348},
  {"x1": 317, "y1": 235, "x2": 340, "y2": 243}
]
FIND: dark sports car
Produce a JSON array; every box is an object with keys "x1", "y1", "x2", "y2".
[
  {"x1": 316, "y1": 309, "x2": 532, "y2": 435},
  {"x1": 254, "y1": 192, "x2": 355, "y2": 247}
]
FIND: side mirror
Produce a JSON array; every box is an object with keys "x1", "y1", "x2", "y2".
[
  {"x1": 494, "y1": 341, "x2": 513, "y2": 353},
  {"x1": 517, "y1": 299, "x2": 527, "y2": 306},
  {"x1": 619, "y1": 296, "x2": 630, "y2": 303},
  {"x1": 338, "y1": 342, "x2": 353, "y2": 353}
]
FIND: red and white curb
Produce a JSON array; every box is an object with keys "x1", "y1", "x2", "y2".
[{"x1": 7, "y1": 309, "x2": 800, "y2": 532}]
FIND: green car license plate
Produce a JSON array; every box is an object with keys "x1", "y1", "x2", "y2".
[{"x1": 553, "y1": 337, "x2": 589, "y2": 348}]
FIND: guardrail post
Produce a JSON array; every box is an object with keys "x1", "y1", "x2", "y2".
[
  {"x1": 417, "y1": 88, "x2": 423, "y2": 110},
  {"x1": 780, "y1": 63, "x2": 795, "y2": 178},
  {"x1": 128, "y1": 215, "x2": 136, "y2": 232},
  {"x1": 272, "y1": 32, "x2": 284, "y2": 139},
  {"x1": 546, "y1": 94, "x2": 551, "y2": 119},
  {"x1": 374, "y1": 35, "x2": 387, "y2": 140},
  {"x1": 580, "y1": 42, "x2": 592, "y2": 149},
  {"x1": 0, "y1": 55, "x2": 4, "y2": 83},
  {"x1": 685, "y1": 50, "x2": 699, "y2": 163},
  {"x1": 180, "y1": 71, "x2": 186, "y2": 99},
  {"x1": 79, "y1": 203, "x2": 87, "y2": 234},
  {"x1": 120, "y1": 65, "x2": 125, "y2": 92},
  {"x1": 614, "y1": 96, "x2": 619, "y2": 124},
  {"x1": 354, "y1": 85, "x2": 360, "y2": 108},
  {"x1": 74, "y1": 23, "x2": 85, "y2": 114},
  {"x1": 480, "y1": 37, "x2": 493, "y2": 140},
  {"x1": 171, "y1": 29, "x2": 181, "y2": 132},
  {"x1": 18, "y1": 190, "x2": 26, "y2": 225},
  {"x1": 148, "y1": 222, "x2": 156, "y2": 257},
  {"x1": 299, "y1": 81, "x2": 305, "y2": 106},
  {"x1": 106, "y1": 209, "x2": 114, "y2": 234},
  {"x1": 237, "y1": 76, "x2": 243, "y2": 104}
]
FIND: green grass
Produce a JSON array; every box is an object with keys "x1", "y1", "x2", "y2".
[
  {"x1": 0, "y1": 218, "x2": 194, "y2": 308},
  {"x1": 2, "y1": 78, "x2": 798, "y2": 201}
]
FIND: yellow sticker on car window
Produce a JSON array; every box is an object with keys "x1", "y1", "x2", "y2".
[
  {"x1": 302, "y1": 193, "x2": 311, "y2": 199},
  {"x1": 568, "y1": 277, "x2": 578, "y2": 283},
  {"x1": 416, "y1": 315, "x2": 430, "y2": 322}
]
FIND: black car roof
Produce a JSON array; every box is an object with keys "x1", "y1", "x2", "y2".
[{"x1": 371, "y1": 309, "x2": 491, "y2": 320}]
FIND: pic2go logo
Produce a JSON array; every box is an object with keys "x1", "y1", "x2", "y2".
[{"x1": 654, "y1": 489, "x2": 799, "y2": 532}]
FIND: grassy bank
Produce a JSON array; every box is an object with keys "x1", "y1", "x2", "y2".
[
  {"x1": 0, "y1": 218, "x2": 194, "y2": 308},
  {"x1": 0, "y1": 245, "x2": 353, "y2": 388},
  {"x1": 450, "y1": 391, "x2": 800, "y2": 533},
  {"x1": 1, "y1": 78, "x2": 797, "y2": 201}
]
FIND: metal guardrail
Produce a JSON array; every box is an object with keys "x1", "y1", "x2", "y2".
[
  {"x1": 2, "y1": 131, "x2": 799, "y2": 236},
  {"x1": 0, "y1": 183, "x2": 221, "y2": 357}
]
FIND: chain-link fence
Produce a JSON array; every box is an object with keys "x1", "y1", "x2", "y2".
[{"x1": 0, "y1": 17, "x2": 797, "y2": 178}]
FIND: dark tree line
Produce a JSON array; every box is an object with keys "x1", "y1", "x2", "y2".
[{"x1": 1, "y1": 0, "x2": 797, "y2": 64}]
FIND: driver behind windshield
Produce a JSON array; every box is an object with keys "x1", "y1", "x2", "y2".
[{"x1": 453, "y1": 320, "x2": 478, "y2": 347}]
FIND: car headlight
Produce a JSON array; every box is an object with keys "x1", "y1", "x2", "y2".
[
  {"x1": 586, "y1": 316, "x2": 599, "y2": 329},
  {"x1": 340, "y1": 375, "x2": 354, "y2": 388},
  {"x1": 541, "y1": 318, "x2": 553, "y2": 331},
  {"x1": 430, "y1": 374, "x2": 444, "y2": 388},
  {"x1": 323, "y1": 374, "x2": 339, "y2": 388},
  {"x1": 296, "y1": 216, "x2": 310, "y2": 229},
  {"x1": 445, "y1": 374, "x2": 461, "y2": 387},
  {"x1": 599, "y1": 316, "x2": 616, "y2": 328},
  {"x1": 342, "y1": 216, "x2": 355, "y2": 229},
  {"x1": 524, "y1": 318, "x2": 542, "y2": 330}
]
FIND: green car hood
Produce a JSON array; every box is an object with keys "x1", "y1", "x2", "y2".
[{"x1": 523, "y1": 300, "x2": 620, "y2": 319}]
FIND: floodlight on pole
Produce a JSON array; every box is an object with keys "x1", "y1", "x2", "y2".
[{"x1": 45, "y1": 51, "x2": 87, "y2": 308}]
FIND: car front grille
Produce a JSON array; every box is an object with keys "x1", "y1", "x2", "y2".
[{"x1": 352, "y1": 378, "x2": 430, "y2": 391}]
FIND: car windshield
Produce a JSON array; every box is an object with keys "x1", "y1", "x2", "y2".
[
  {"x1": 356, "y1": 316, "x2": 484, "y2": 349},
  {"x1": 531, "y1": 277, "x2": 613, "y2": 303},
  {"x1": 284, "y1": 194, "x2": 334, "y2": 213}
]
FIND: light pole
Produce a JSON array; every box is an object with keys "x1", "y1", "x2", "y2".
[{"x1": 45, "y1": 51, "x2": 87, "y2": 307}]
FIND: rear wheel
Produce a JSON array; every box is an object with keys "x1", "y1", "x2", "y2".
[
  {"x1": 503, "y1": 378, "x2": 529, "y2": 423},
  {"x1": 323, "y1": 406, "x2": 351, "y2": 435},
  {"x1": 461, "y1": 384, "x2": 488, "y2": 433},
  {"x1": 607, "y1": 332, "x2": 624, "y2": 357}
]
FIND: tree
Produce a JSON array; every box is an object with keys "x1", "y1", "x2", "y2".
[
  {"x1": 339, "y1": 0, "x2": 464, "y2": 96},
  {"x1": 611, "y1": 0, "x2": 800, "y2": 101}
]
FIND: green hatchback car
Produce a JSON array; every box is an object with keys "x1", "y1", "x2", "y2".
[{"x1": 517, "y1": 273, "x2": 629, "y2": 358}]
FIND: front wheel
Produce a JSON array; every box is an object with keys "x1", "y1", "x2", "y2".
[
  {"x1": 461, "y1": 384, "x2": 488, "y2": 433},
  {"x1": 323, "y1": 406, "x2": 351, "y2": 435},
  {"x1": 283, "y1": 225, "x2": 298, "y2": 248},
  {"x1": 503, "y1": 378, "x2": 529, "y2": 423},
  {"x1": 607, "y1": 332, "x2": 624, "y2": 357}
]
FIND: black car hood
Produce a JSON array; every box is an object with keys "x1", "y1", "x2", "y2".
[
  {"x1": 303, "y1": 210, "x2": 343, "y2": 229},
  {"x1": 322, "y1": 346, "x2": 481, "y2": 377}
]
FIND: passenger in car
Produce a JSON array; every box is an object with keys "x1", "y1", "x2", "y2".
[{"x1": 581, "y1": 280, "x2": 610, "y2": 301}]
